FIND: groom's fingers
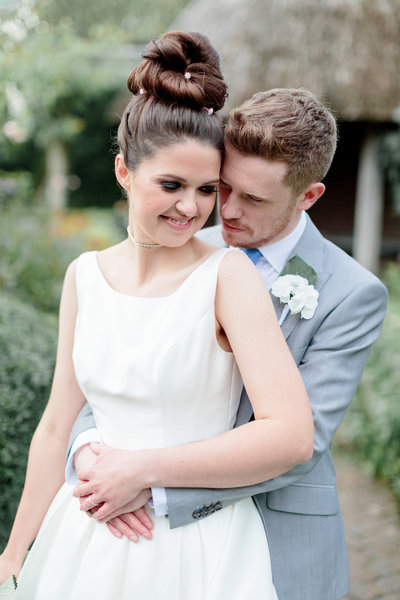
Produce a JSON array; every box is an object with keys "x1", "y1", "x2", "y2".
[
  {"x1": 106, "y1": 513, "x2": 152, "y2": 541},
  {"x1": 107, "y1": 517, "x2": 139, "y2": 543},
  {"x1": 132, "y1": 506, "x2": 154, "y2": 530},
  {"x1": 120, "y1": 510, "x2": 153, "y2": 539},
  {"x1": 73, "y1": 480, "x2": 93, "y2": 498}
]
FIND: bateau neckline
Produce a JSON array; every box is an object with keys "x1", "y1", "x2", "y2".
[{"x1": 92, "y1": 248, "x2": 230, "y2": 300}]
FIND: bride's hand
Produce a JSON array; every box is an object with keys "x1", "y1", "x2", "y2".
[{"x1": 74, "y1": 444, "x2": 152, "y2": 521}]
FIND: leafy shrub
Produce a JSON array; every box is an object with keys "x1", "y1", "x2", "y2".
[
  {"x1": 0, "y1": 201, "x2": 124, "y2": 313},
  {"x1": 0, "y1": 294, "x2": 57, "y2": 551},
  {"x1": 337, "y1": 262, "x2": 400, "y2": 503}
]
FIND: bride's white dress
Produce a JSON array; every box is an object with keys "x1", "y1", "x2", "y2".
[{"x1": 16, "y1": 248, "x2": 277, "y2": 599}]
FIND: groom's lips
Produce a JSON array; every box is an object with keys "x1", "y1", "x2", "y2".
[{"x1": 222, "y1": 220, "x2": 245, "y2": 233}]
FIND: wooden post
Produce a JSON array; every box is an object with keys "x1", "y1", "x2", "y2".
[{"x1": 353, "y1": 129, "x2": 384, "y2": 274}]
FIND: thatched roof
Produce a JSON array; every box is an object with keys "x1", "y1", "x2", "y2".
[{"x1": 174, "y1": 0, "x2": 400, "y2": 121}]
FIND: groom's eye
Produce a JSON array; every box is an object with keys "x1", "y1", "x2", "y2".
[{"x1": 247, "y1": 195, "x2": 264, "y2": 204}]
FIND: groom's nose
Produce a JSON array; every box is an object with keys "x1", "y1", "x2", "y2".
[{"x1": 220, "y1": 192, "x2": 243, "y2": 219}]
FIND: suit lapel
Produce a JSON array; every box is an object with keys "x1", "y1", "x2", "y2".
[{"x1": 271, "y1": 215, "x2": 333, "y2": 339}]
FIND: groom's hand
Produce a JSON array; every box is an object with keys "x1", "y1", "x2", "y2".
[{"x1": 106, "y1": 494, "x2": 154, "y2": 542}]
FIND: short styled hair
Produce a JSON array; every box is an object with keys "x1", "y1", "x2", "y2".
[{"x1": 225, "y1": 88, "x2": 337, "y2": 195}]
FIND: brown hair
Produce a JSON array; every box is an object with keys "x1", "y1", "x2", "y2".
[
  {"x1": 225, "y1": 88, "x2": 337, "y2": 195},
  {"x1": 117, "y1": 30, "x2": 228, "y2": 172}
]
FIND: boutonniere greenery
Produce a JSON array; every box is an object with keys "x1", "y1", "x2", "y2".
[{"x1": 271, "y1": 256, "x2": 319, "y2": 320}]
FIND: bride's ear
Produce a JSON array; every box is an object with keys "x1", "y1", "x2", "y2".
[{"x1": 115, "y1": 154, "x2": 131, "y2": 190}]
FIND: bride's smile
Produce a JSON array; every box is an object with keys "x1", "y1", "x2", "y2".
[{"x1": 115, "y1": 140, "x2": 221, "y2": 249}]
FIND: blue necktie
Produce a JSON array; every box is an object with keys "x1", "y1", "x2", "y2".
[{"x1": 241, "y1": 248, "x2": 263, "y2": 265}]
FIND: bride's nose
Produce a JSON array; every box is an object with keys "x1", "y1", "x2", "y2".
[{"x1": 175, "y1": 190, "x2": 198, "y2": 217}]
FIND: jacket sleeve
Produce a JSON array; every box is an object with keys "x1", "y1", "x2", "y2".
[
  {"x1": 165, "y1": 277, "x2": 388, "y2": 529},
  {"x1": 66, "y1": 402, "x2": 96, "y2": 462}
]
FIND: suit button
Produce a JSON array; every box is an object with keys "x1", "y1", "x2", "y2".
[
  {"x1": 192, "y1": 509, "x2": 201, "y2": 519},
  {"x1": 201, "y1": 507, "x2": 209, "y2": 517},
  {"x1": 215, "y1": 502, "x2": 222, "y2": 511}
]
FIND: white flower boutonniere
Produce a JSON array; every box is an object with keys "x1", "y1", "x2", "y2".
[{"x1": 271, "y1": 256, "x2": 319, "y2": 320}]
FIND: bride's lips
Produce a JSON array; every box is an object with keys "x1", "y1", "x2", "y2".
[{"x1": 161, "y1": 215, "x2": 195, "y2": 231}]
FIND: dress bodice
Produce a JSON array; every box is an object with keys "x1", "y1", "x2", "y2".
[{"x1": 72, "y1": 249, "x2": 242, "y2": 450}]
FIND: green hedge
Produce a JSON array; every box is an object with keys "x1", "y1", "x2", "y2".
[
  {"x1": 0, "y1": 200, "x2": 123, "y2": 313},
  {"x1": 337, "y1": 263, "x2": 400, "y2": 502},
  {"x1": 0, "y1": 294, "x2": 57, "y2": 551}
]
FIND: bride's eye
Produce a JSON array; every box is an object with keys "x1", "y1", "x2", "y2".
[
  {"x1": 161, "y1": 181, "x2": 181, "y2": 191},
  {"x1": 199, "y1": 185, "x2": 218, "y2": 195}
]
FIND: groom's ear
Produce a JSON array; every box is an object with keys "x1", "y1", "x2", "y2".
[{"x1": 298, "y1": 182, "x2": 325, "y2": 211}]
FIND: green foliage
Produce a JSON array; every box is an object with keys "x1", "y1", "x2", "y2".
[
  {"x1": 0, "y1": 18, "x2": 126, "y2": 148},
  {"x1": 0, "y1": 294, "x2": 57, "y2": 551},
  {"x1": 0, "y1": 200, "x2": 124, "y2": 313},
  {"x1": 39, "y1": 0, "x2": 190, "y2": 42},
  {"x1": 337, "y1": 263, "x2": 400, "y2": 503},
  {"x1": 0, "y1": 0, "x2": 190, "y2": 208},
  {"x1": 281, "y1": 255, "x2": 317, "y2": 286},
  {"x1": 0, "y1": 169, "x2": 33, "y2": 205}
]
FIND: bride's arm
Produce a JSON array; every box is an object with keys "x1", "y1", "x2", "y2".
[
  {"x1": 76, "y1": 252, "x2": 313, "y2": 521},
  {"x1": 0, "y1": 261, "x2": 86, "y2": 583}
]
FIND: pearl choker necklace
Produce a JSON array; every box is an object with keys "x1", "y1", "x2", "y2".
[{"x1": 126, "y1": 226, "x2": 162, "y2": 248}]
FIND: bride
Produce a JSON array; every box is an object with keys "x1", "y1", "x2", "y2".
[{"x1": 0, "y1": 30, "x2": 313, "y2": 599}]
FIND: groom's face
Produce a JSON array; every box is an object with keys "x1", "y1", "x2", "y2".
[{"x1": 218, "y1": 145, "x2": 303, "y2": 248}]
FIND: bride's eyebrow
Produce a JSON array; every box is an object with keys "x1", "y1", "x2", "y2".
[
  {"x1": 156, "y1": 174, "x2": 219, "y2": 185},
  {"x1": 157, "y1": 174, "x2": 187, "y2": 181}
]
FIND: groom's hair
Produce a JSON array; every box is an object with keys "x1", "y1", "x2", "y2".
[{"x1": 225, "y1": 88, "x2": 337, "y2": 195}]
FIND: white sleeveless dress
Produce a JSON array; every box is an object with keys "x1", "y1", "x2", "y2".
[{"x1": 16, "y1": 248, "x2": 277, "y2": 600}]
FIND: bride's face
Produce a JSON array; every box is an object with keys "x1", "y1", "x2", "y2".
[{"x1": 116, "y1": 140, "x2": 221, "y2": 247}]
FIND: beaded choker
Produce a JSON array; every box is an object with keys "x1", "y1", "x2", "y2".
[{"x1": 127, "y1": 226, "x2": 162, "y2": 248}]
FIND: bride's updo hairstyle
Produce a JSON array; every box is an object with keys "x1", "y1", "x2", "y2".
[{"x1": 117, "y1": 30, "x2": 228, "y2": 172}]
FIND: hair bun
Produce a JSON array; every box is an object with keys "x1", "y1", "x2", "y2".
[{"x1": 127, "y1": 30, "x2": 227, "y2": 112}]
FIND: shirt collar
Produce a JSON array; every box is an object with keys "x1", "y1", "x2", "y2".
[{"x1": 258, "y1": 211, "x2": 307, "y2": 274}]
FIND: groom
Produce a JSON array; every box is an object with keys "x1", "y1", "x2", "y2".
[{"x1": 68, "y1": 88, "x2": 387, "y2": 599}]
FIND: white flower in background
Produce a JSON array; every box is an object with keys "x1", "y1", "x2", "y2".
[
  {"x1": 5, "y1": 82, "x2": 28, "y2": 119},
  {"x1": 1, "y1": 20, "x2": 27, "y2": 43},
  {"x1": 271, "y1": 273, "x2": 319, "y2": 320},
  {"x1": 3, "y1": 120, "x2": 27, "y2": 143},
  {"x1": 3, "y1": 82, "x2": 31, "y2": 143}
]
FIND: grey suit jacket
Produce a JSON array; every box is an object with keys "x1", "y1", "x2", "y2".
[{"x1": 68, "y1": 215, "x2": 387, "y2": 600}]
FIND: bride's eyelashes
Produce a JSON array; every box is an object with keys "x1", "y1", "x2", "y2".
[
  {"x1": 160, "y1": 180, "x2": 181, "y2": 191},
  {"x1": 159, "y1": 180, "x2": 218, "y2": 196},
  {"x1": 199, "y1": 185, "x2": 218, "y2": 195}
]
